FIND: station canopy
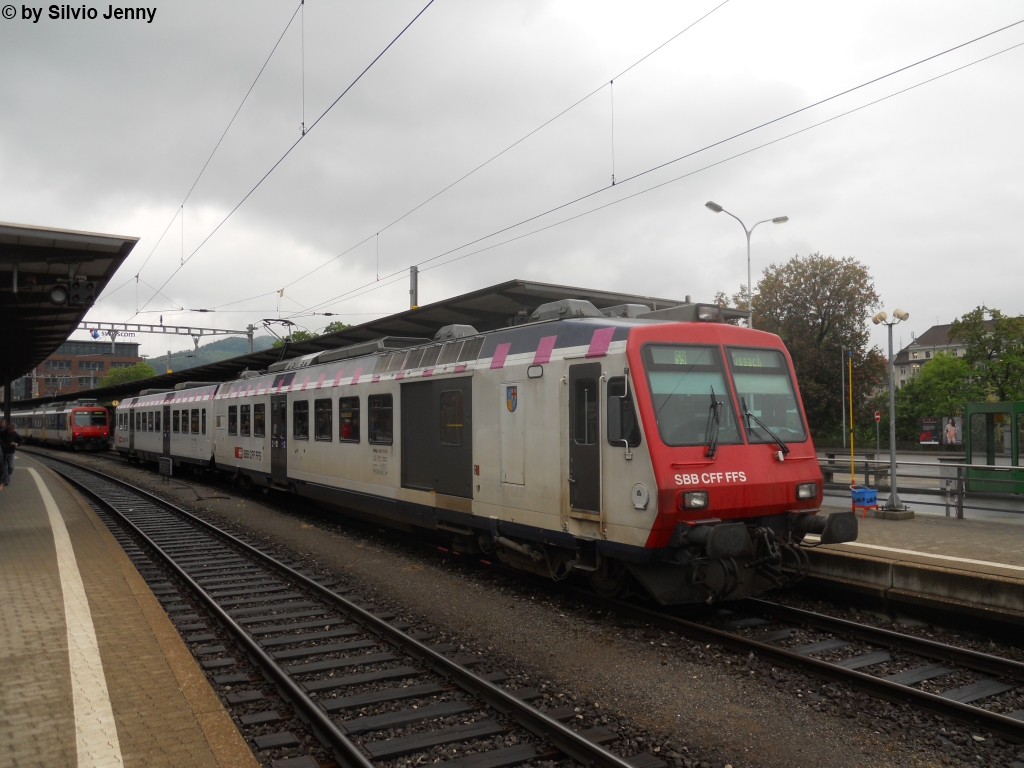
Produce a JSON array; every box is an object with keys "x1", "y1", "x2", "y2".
[
  {"x1": 16, "y1": 279, "x2": 683, "y2": 406},
  {"x1": 0, "y1": 221, "x2": 138, "y2": 383}
]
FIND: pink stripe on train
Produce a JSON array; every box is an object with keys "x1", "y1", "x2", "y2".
[
  {"x1": 586, "y1": 327, "x2": 615, "y2": 358},
  {"x1": 533, "y1": 335, "x2": 557, "y2": 364}
]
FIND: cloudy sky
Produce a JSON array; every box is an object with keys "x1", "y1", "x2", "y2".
[{"x1": 2, "y1": 0, "x2": 1022, "y2": 359}]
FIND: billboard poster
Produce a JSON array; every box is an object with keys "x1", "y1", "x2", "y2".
[
  {"x1": 941, "y1": 416, "x2": 963, "y2": 446},
  {"x1": 919, "y1": 417, "x2": 939, "y2": 445}
]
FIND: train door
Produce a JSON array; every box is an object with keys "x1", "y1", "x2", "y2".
[
  {"x1": 162, "y1": 405, "x2": 171, "y2": 456},
  {"x1": 401, "y1": 378, "x2": 473, "y2": 498},
  {"x1": 128, "y1": 408, "x2": 135, "y2": 451},
  {"x1": 568, "y1": 363, "x2": 601, "y2": 513},
  {"x1": 270, "y1": 395, "x2": 288, "y2": 485}
]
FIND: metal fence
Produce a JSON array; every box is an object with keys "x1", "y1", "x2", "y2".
[{"x1": 819, "y1": 453, "x2": 1022, "y2": 519}]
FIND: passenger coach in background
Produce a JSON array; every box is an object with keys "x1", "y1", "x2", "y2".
[
  {"x1": 115, "y1": 298, "x2": 857, "y2": 605},
  {"x1": 11, "y1": 401, "x2": 111, "y2": 451}
]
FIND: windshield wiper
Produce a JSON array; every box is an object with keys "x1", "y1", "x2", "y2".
[
  {"x1": 741, "y1": 396, "x2": 790, "y2": 455},
  {"x1": 704, "y1": 386, "x2": 721, "y2": 459}
]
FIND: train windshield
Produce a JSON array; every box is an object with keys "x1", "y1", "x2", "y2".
[
  {"x1": 641, "y1": 345, "x2": 742, "y2": 447},
  {"x1": 74, "y1": 410, "x2": 108, "y2": 426},
  {"x1": 726, "y1": 347, "x2": 806, "y2": 443}
]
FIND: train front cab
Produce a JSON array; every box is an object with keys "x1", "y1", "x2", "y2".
[
  {"x1": 612, "y1": 322, "x2": 857, "y2": 604},
  {"x1": 68, "y1": 406, "x2": 110, "y2": 450}
]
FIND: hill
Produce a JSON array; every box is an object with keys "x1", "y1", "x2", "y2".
[{"x1": 152, "y1": 335, "x2": 278, "y2": 373}]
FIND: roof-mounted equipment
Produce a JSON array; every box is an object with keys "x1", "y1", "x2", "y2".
[
  {"x1": 638, "y1": 303, "x2": 748, "y2": 323},
  {"x1": 434, "y1": 324, "x2": 479, "y2": 341},
  {"x1": 600, "y1": 304, "x2": 652, "y2": 318},
  {"x1": 173, "y1": 381, "x2": 219, "y2": 391},
  {"x1": 530, "y1": 299, "x2": 604, "y2": 322}
]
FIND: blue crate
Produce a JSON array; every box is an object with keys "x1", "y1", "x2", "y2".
[{"x1": 851, "y1": 486, "x2": 877, "y2": 506}]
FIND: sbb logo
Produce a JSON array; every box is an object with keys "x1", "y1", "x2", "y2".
[{"x1": 234, "y1": 447, "x2": 243, "y2": 459}]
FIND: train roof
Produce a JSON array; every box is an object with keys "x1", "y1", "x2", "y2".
[{"x1": 14, "y1": 279, "x2": 686, "y2": 408}]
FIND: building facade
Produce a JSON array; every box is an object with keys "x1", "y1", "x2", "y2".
[{"x1": 10, "y1": 340, "x2": 142, "y2": 399}]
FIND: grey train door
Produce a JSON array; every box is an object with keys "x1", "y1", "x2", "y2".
[
  {"x1": 128, "y1": 407, "x2": 135, "y2": 451},
  {"x1": 401, "y1": 378, "x2": 473, "y2": 498},
  {"x1": 568, "y1": 362, "x2": 601, "y2": 513},
  {"x1": 270, "y1": 395, "x2": 288, "y2": 485},
  {"x1": 162, "y1": 405, "x2": 171, "y2": 456}
]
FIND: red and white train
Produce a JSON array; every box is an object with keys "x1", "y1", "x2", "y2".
[
  {"x1": 11, "y1": 400, "x2": 111, "y2": 450},
  {"x1": 114, "y1": 299, "x2": 856, "y2": 604}
]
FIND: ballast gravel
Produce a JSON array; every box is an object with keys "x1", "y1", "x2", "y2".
[{"x1": 49, "y1": 449, "x2": 1020, "y2": 768}]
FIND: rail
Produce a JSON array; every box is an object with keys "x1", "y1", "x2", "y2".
[{"x1": 35, "y1": 454, "x2": 644, "y2": 768}]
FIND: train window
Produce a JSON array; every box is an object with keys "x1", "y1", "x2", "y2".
[
  {"x1": 228, "y1": 406, "x2": 237, "y2": 436},
  {"x1": 368, "y1": 394, "x2": 393, "y2": 445},
  {"x1": 136, "y1": 412, "x2": 142, "y2": 431},
  {"x1": 642, "y1": 344, "x2": 743, "y2": 448},
  {"x1": 315, "y1": 399, "x2": 333, "y2": 441},
  {"x1": 293, "y1": 401, "x2": 309, "y2": 440},
  {"x1": 403, "y1": 348, "x2": 425, "y2": 370},
  {"x1": 420, "y1": 345, "x2": 442, "y2": 368},
  {"x1": 148, "y1": 412, "x2": 154, "y2": 431},
  {"x1": 439, "y1": 391, "x2": 463, "y2": 446},
  {"x1": 202, "y1": 409, "x2": 207, "y2": 435},
  {"x1": 437, "y1": 341, "x2": 463, "y2": 366},
  {"x1": 254, "y1": 404, "x2": 266, "y2": 437},
  {"x1": 155, "y1": 411, "x2": 161, "y2": 432},
  {"x1": 182, "y1": 411, "x2": 190, "y2": 434},
  {"x1": 726, "y1": 347, "x2": 806, "y2": 444},
  {"x1": 573, "y1": 379, "x2": 599, "y2": 445},
  {"x1": 338, "y1": 397, "x2": 360, "y2": 442},
  {"x1": 240, "y1": 405, "x2": 251, "y2": 436},
  {"x1": 607, "y1": 377, "x2": 641, "y2": 448},
  {"x1": 173, "y1": 410, "x2": 180, "y2": 433},
  {"x1": 457, "y1": 337, "x2": 484, "y2": 363},
  {"x1": 191, "y1": 409, "x2": 200, "y2": 434}
]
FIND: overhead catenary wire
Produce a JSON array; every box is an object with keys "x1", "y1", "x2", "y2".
[
  {"x1": 130, "y1": 0, "x2": 437, "y2": 321},
  {"x1": 217, "y1": 12, "x2": 1022, "y2": 321},
  {"x1": 291, "y1": 35, "x2": 1024, "y2": 318},
  {"x1": 219, "y1": 0, "x2": 733, "y2": 310},
  {"x1": 102, "y1": 1, "x2": 304, "y2": 303}
]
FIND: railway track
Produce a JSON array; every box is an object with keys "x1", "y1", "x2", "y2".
[
  {"x1": 34, "y1": 448, "x2": 1024, "y2": 750},
  {"x1": 35, "y1": 454, "x2": 661, "y2": 768},
  {"x1": 566, "y1": 590, "x2": 1024, "y2": 743}
]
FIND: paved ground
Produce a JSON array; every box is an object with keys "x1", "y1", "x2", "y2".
[
  {"x1": 0, "y1": 454, "x2": 257, "y2": 768},
  {"x1": 821, "y1": 503, "x2": 1024, "y2": 580}
]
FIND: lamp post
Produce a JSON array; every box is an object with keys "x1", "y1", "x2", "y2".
[
  {"x1": 872, "y1": 308, "x2": 910, "y2": 510},
  {"x1": 705, "y1": 201, "x2": 788, "y2": 327}
]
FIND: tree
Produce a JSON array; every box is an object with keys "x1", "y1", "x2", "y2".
[
  {"x1": 272, "y1": 329, "x2": 317, "y2": 348},
  {"x1": 322, "y1": 321, "x2": 350, "y2": 335},
  {"x1": 891, "y1": 353, "x2": 984, "y2": 442},
  {"x1": 100, "y1": 362, "x2": 157, "y2": 386},
  {"x1": 949, "y1": 306, "x2": 1024, "y2": 401},
  {"x1": 727, "y1": 253, "x2": 886, "y2": 440}
]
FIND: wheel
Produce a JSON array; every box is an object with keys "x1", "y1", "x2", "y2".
[{"x1": 588, "y1": 558, "x2": 630, "y2": 599}]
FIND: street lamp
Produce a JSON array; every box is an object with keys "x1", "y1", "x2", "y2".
[
  {"x1": 705, "y1": 201, "x2": 788, "y2": 328},
  {"x1": 872, "y1": 308, "x2": 910, "y2": 511}
]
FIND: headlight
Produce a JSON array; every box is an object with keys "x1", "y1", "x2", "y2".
[
  {"x1": 796, "y1": 482, "x2": 818, "y2": 500},
  {"x1": 680, "y1": 490, "x2": 709, "y2": 510},
  {"x1": 697, "y1": 305, "x2": 720, "y2": 321}
]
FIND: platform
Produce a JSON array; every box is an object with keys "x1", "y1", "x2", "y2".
[
  {"x1": 805, "y1": 506, "x2": 1024, "y2": 623},
  {"x1": 0, "y1": 453, "x2": 258, "y2": 768}
]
